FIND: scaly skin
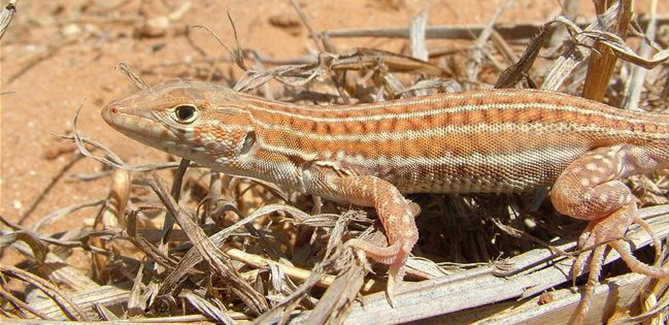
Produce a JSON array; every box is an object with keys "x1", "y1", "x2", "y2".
[{"x1": 102, "y1": 79, "x2": 669, "y2": 322}]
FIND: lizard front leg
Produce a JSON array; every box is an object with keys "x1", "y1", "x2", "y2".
[
  {"x1": 302, "y1": 166, "x2": 419, "y2": 290},
  {"x1": 550, "y1": 145, "x2": 669, "y2": 323}
]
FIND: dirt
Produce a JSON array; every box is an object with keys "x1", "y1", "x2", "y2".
[{"x1": 0, "y1": 0, "x2": 664, "y2": 266}]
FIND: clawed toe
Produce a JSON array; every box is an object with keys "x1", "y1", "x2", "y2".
[{"x1": 569, "y1": 216, "x2": 669, "y2": 324}]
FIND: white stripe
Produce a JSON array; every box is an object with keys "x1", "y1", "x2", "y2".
[{"x1": 255, "y1": 120, "x2": 667, "y2": 143}]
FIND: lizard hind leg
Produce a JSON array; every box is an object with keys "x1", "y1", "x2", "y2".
[{"x1": 550, "y1": 145, "x2": 669, "y2": 323}]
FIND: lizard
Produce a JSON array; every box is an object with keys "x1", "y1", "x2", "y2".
[{"x1": 102, "y1": 79, "x2": 669, "y2": 322}]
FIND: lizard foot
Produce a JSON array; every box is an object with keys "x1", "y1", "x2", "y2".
[
  {"x1": 345, "y1": 196, "x2": 418, "y2": 307},
  {"x1": 346, "y1": 238, "x2": 408, "y2": 307},
  {"x1": 569, "y1": 204, "x2": 669, "y2": 324}
]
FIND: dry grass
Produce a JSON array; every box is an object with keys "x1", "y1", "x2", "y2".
[{"x1": 2, "y1": 0, "x2": 669, "y2": 324}]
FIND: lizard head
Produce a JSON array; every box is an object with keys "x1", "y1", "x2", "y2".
[{"x1": 102, "y1": 79, "x2": 256, "y2": 169}]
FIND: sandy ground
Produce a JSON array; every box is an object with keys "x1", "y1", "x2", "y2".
[{"x1": 0, "y1": 0, "x2": 665, "y2": 267}]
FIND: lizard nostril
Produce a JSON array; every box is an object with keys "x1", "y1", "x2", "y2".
[{"x1": 109, "y1": 107, "x2": 119, "y2": 114}]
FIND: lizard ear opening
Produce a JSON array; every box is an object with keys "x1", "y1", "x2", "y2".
[{"x1": 239, "y1": 131, "x2": 256, "y2": 155}]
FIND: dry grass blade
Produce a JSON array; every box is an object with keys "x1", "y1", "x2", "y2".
[
  {"x1": 0, "y1": 226, "x2": 48, "y2": 264},
  {"x1": 125, "y1": 211, "x2": 181, "y2": 270},
  {"x1": 303, "y1": 232, "x2": 390, "y2": 325},
  {"x1": 115, "y1": 62, "x2": 148, "y2": 90},
  {"x1": 622, "y1": 0, "x2": 659, "y2": 111},
  {"x1": 330, "y1": 48, "x2": 447, "y2": 76},
  {"x1": 542, "y1": 1, "x2": 623, "y2": 91},
  {"x1": 9, "y1": 239, "x2": 99, "y2": 292},
  {"x1": 192, "y1": 17, "x2": 249, "y2": 72},
  {"x1": 157, "y1": 203, "x2": 366, "y2": 296},
  {"x1": 126, "y1": 263, "x2": 147, "y2": 317},
  {"x1": 91, "y1": 169, "x2": 130, "y2": 281},
  {"x1": 289, "y1": 0, "x2": 350, "y2": 103},
  {"x1": 302, "y1": 264, "x2": 365, "y2": 325},
  {"x1": 289, "y1": 0, "x2": 324, "y2": 54},
  {"x1": 25, "y1": 285, "x2": 132, "y2": 321},
  {"x1": 0, "y1": 0, "x2": 17, "y2": 40},
  {"x1": 157, "y1": 158, "x2": 190, "y2": 260},
  {"x1": 495, "y1": 23, "x2": 554, "y2": 88},
  {"x1": 182, "y1": 291, "x2": 236, "y2": 325},
  {"x1": 589, "y1": 33, "x2": 669, "y2": 69},
  {"x1": 0, "y1": 265, "x2": 89, "y2": 321},
  {"x1": 148, "y1": 174, "x2": 269, "y2": 315},
  {"x1": 33, "y1": 200, "x2": 104, "y2": 232},
  {"x1": 409, "y1": 5, "x2": 429, "y2": 61},
  {"x1": 72, "y1": 134, "x2": 182, "y2": 171},
  {"x1": 251, "y1": 272, "x2": 321, "y2": 325},
  {"x1": 547, "y1": 0, "x2": 580, "y2": 49},
  {"x1": 465, "y1": 0, "x2": 515, "y2": 87},
  {"x1": 619, "y1": 280, "x2": 669, "y2": 324},
  {"x1": 0, "y1": 285, "x2": 51, "y2": 320},
  {"x1": 233, "y1": 63, "x2": 319, "y2": 93},
  {"x1": 0, "y1": 214, "x2": 95, "y2": 251},
  {"x1": 582, "y1": 0, "x2": 633, "y2": 101}
]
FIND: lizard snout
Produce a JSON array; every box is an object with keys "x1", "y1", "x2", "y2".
[{"x1": 101, "y1": 100, "x2": 124, "y2": 126}]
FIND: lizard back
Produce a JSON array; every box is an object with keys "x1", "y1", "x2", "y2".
[{"x1": 238, "y1": 87, "x2": 669, "y2": 194}]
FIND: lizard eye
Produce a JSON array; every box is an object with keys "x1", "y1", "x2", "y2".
[{"x1": 173, "y1": 104, "x2": 198, "y2": 124}]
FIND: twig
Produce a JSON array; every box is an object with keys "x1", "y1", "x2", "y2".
[
  {"x1": 289, "y1": 0, "x2": 325, "y2": 54},
  {"x1": 466, "y1": 0, "x2": 516, "y2": 88},
  {"x1": 158, "y1": 158, "x2": 190, "y2": 258},
  {"x1": 325, "y1": 15, "x2": 669, "y2": 40},
  {"x1": 289, "y1": 0, "x2": 350, "y2": 104},
  {"x1": 32, "y1": 200, "x2": 104, "y2": 233},
  {"x1": 115, "y1": 62, "x2": 148, "y2": 90},
  {"x1": 622, "y1": 0, "x2": 658, "y2": 110},
  {"x1": 495, "y1": 23, "x2": 555, "y2": 89},
  {"x1": 410, "y1": 4, "x2": 429, "y2": 61}
]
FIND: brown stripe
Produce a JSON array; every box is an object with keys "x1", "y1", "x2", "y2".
[{"x1": 250, "y1": 104, "x2": 669, "y2": 139}]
